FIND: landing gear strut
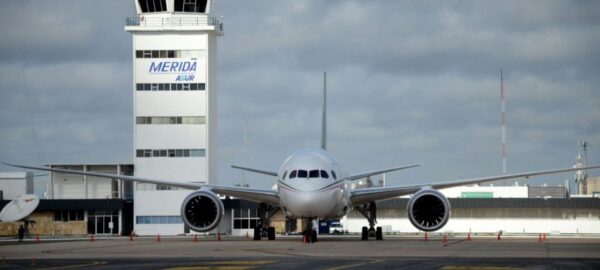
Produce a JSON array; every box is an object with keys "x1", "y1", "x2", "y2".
[
  {"x1": 253, "y1": 203, "x2": 278, "y2": 241},
  {"x1": 357, "y1": 202, "x2": 383, "y2": 240},
  {"x1": 303, "y1": 218, "x2": 318, "y2": 243}
]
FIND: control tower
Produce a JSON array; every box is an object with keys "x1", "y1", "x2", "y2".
[{"x1": 125, "y1": 0, "x2": 223, "y2": 235}]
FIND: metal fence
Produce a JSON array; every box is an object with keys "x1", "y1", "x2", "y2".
[{"x1": 126, "y1": 16, "x2": 223, "y2": 31}]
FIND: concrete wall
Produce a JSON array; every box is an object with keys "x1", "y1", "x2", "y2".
[
  {"x1": 0, "y1": 211, "x2": 86, "y2": 237},
  {"x1": 344, "y1": 207, "x2": 600, "y2": 234}
]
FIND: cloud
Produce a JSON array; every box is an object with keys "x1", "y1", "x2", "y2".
[{"x1": 0, "y1": 0, "x2": 598, "y2": 191}]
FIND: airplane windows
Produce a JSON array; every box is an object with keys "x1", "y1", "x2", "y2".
[
  {"x1": 298, "y1": 170, "x2": 308, "y2": 178},
  {"x1": 309, "y1": 170, "x2": 319, "y2": 178},
  {"x1": 320, "y1": 170, "x2": 329, "y2": 179},
  {"x1": 331, "y1": 171, "x2": 337, "y2": 180},
  {"x1": 290, "y1": 170, "x2": 297, "y2": 179}
]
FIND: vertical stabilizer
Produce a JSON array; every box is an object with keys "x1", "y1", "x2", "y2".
[{"x1": 321, "y1": 72, "x2": 327, "y2": 150}]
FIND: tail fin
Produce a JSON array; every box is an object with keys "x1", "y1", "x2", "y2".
[{"x1": 321, "y1": 72, "x2": 327, "y2": 150}]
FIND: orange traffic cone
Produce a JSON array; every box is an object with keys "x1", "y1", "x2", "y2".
[
  {"x1": 467, "y1": 233, "x2": 472, "y2": 241},
  {"x1": 442, "y1": 234, "x2": 448, "y2": 243},
  {"x1": 542, "y1": 233, "x2": 547, "y2": 241},
  {"x1": 217, "y1": 233, "x2": 221, "y2": 241},
  {"x1": 90, "y1": 235, "x2": 95, "y2": 242},
  {"x1": 156, "y1": 234, "x2": 161, "y2": 242},
  {"x1": 193, "y1": 234, "x2": 198, "y2": 242},
  {"x1": 497, "y1": 233, "x2": 501, "y2": 240},
  {"x1": 424, "y1": 232, "x2": 429, "y2": 241},
  {"x1": 246, "y1": 231, "x2": 250, "y2": 239},
  {"x1": 35, "y1": 234, "x2": 40, "y2": 243},
  {"x1": 538, "y1": 233, "x2": 543, "y2": 242},
  {"x1": 303, "y1": 233, "x2": 308, "y2": 244},
  {"x1": 129, "y1": 234, "x2": 134, "y2": 241}
]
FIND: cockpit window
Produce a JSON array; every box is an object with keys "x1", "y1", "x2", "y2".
[
  {"x1": 290, "y1": 170, "x2": 297, "y2": 179},
  {"x1": 331, "y1": 170, "x2": 337, "y2": 180},
  {"x1": 298, "y1": 170, "x2": 308, "y2": 178},
  {"x1": 320, "y1": 170, "x2": 329, "y2": 178},
  {"x1": 309, "y1": 170, "x2": 319, "y2": 178},
  {"x1": 282, "y1": 171, "x2": 287, "y2": 180}
]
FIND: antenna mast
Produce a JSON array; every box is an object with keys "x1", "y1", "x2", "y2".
[
  {"x1": 321, "y1": 72, "x2": 327, "y2": 150},
  {"x1": 501, "y1": 69, "x2": 507, "y2": 180}
]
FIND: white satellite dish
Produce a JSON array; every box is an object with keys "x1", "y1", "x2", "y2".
[{"x1": 0, "y1": 194, "x2": 40, "y2": 222}]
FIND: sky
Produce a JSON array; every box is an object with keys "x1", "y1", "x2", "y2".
[{"x1": 0, "y1": 0, "x2": 599, "y2": 194}]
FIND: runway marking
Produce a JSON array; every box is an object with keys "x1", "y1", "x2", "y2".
[
  {"x1": 35, "y1": 261, "x2": 107, "y2": 270},
  {"x1": 164, "y1": 260, "x2": 274, "y2": 270},
  {"x1": 326, "y1": 259, "x2": 383, "y2": 270},
  {"x1": 440, "y1": 266, "x2": 522, "y2": 270}
]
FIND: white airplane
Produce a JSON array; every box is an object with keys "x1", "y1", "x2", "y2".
[{"x1": 4, "y1": 73, "x2": 599, "y2": 241}]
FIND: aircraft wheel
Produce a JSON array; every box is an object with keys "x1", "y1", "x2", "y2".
[
  {"x1": 376, "y1": 227, "x2": 383, "y2": 240},
  {"x1": 253, "y1": 227, "x2": 261, "y2": 240},
  {"x1": 361, "y1": 226, "x2": 368, "y2": 241},
  {"x1": 267, "y1": 227, "x2": 276, "y2": 240}
]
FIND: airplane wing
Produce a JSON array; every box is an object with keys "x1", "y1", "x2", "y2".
[
  {"x1": 345, "y1": 163, "x2": 422, "y2": 181},
  {"x1": 349, "y1": 164, "x2": 600, "y2": 206},
  {"x1": 230, "y1": 165, "x2": 278, "y2": 177},
  {"x1": 2, "y1": 162, "x2": 280, "y2": 205}
]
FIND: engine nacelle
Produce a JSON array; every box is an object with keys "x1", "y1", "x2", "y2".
[
  {"x1": 180, "y1": 190, "x2": 224, "y2": 232},
  {"x1": 407, "y1": 188, "x2": 451, "y2": 232}
]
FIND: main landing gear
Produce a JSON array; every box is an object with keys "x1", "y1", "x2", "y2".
[
  {"x1": 357, "y1": 202, "x2": 383, "y2": 240},
  {"x1": 253, "y1": 203, "x2": 277, "y2": 241}
]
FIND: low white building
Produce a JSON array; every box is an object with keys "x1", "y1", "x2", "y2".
[{"x1": 0, "y1": 172, "x2": 33, "y2": 200}]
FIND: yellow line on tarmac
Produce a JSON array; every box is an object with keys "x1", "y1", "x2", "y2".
[
  {"x1": 326, "y1": 259, "x2": 384, "y2": 270},
  {"x1": 164, "y1": 260, "x2": 274, "y2": 270},
  {"x1": 441, "y1": 266, "x2": 522, "y2": 270},
  {"x1": 36, "y1": 261, "x2": 107, "y2": 270}
]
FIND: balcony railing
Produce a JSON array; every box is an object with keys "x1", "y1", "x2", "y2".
[{"x1": 126, "y1": 16, "x2": 223, "y2": 31}]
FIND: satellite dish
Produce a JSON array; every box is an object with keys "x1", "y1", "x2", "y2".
[{"x1": 0, "y1": 194, "x2": 40, "y2": 222}]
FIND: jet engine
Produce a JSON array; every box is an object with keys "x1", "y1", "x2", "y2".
[
  {"x1": 181, "y1": 189, "x2": 224, "y2": 232},
  {"x1": 407, "y1": 188, "x2": 450, "y2": 232}
]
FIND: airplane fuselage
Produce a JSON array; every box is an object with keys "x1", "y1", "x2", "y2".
[{"x1": 276, "y1": 148, "x2": 351, "y2": 219}]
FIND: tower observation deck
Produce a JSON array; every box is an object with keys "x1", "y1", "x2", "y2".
[{"x1": 125, "y1": 0, "x2": 223, "y2": 235}]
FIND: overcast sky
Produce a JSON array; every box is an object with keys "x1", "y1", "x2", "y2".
[{"x1": 0, "y1": 0, "x2": 598, "y2": 193}]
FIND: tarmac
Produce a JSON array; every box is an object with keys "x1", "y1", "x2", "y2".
[{"x1": 1, "y1": 234, "x2": 599, "y2": 269}]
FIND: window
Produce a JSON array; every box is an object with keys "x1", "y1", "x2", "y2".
[
  {"x1": 331, "y1": 171, "x2": 337, "y2": 180},
  {"x1": 54, "y1": 210, "x2": 84, "y2": 222},
  {"x1": 290, "y1": 170, "x2": 297, "y2": 179},
  {"x1": 232, "y1": 208, "x2": 259, "y2": 229},
  {"x1": 309, "y1": 170, "x2": 319, "y2": 178},
  {"x1": 320, "y1": 170, "x2": 329, "y2": 179},
  {"x1": 136, "y1": 215, "x2": 183, "y2": 224},
  {"x1": 298, "y1": 170, "x2": 308, "y2": 178},
  {"x1": 136, "y1": 83, "x2": 205, "y2": 91}
]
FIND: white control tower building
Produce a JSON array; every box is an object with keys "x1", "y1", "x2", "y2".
[{"x1": 125, "y1": 0, "x2": 223, "y2": 235}]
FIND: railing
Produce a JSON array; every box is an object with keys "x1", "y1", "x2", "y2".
[{"x1": 126, "y1": 16, "x2": 223, "y2": 31}]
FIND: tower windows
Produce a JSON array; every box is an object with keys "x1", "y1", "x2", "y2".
[
  {"x1": 138, "y1": 0, "x2": 167, "y2": 13},
  {"x1": 135, "y1": 50, "x2": 203, "y2": 59},
  {"x1": 174, "y1": 0, "x2": 207, "y2": 13},
  {"x1": 136, "y1": 148, "x2": 206, "y2": 158},
  {"x1": 136, "y1": 83, "x2": 205, "y2": 91},
  {"x1": 136, "y1": 116, "x2": 206, "y2": 125}
]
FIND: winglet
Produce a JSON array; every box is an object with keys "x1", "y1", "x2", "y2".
[{"x1": 346, "y1": 163, "x2": 423, "y2": 181}]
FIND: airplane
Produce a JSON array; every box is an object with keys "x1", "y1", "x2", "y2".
[{"x1": 4, "y1": 73, "x2": 600, "y2": 242}]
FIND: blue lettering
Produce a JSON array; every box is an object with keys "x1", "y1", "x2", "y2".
[
  {"x1": 149, "y1": 62, "x2": 162, "y2": 73},
  {"x1": 149, "y1": 61, "x2": 197, "y2": 73}
]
